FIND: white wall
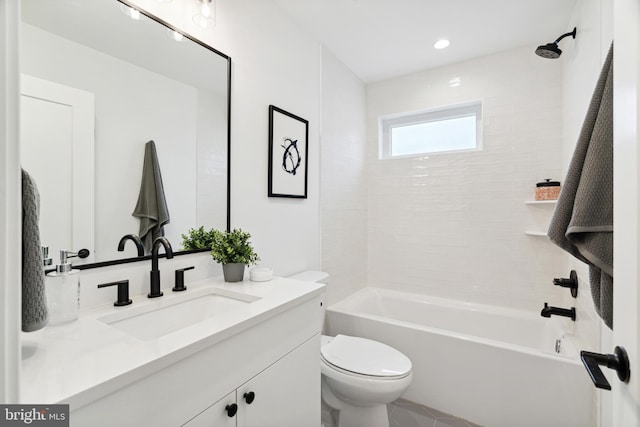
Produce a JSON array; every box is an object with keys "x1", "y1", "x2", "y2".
[
  {"x1": 366, "y1": 47, "x2": 569, "y2": 311},
  {"x1": 320, "y1": 47, "x2": 368, "y2": 305},
  {"x1": 0, "y1": 0, "x2": 21, "y2": 404},
  {"x1": 221, "y1": 0, "x2": 322, "y2": 277}
]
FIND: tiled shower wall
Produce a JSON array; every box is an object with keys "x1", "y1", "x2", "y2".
[
  {"x1": 366, "y1": 46, "x2": 570, "y2": 311},
  {"x1": 321, "y1": 47, "x2": 368, "y2": 306}
]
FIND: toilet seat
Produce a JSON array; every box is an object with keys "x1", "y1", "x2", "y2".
[{"x1": 321, "y1": 335, "x2": 411, "y2": 379}]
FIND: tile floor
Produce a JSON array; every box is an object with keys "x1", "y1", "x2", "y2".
[
  {"x1": 322, "y1": 398, "x2": 483, "y2": 427},
  {"x1": 388, "y1": 399, "x2": 483, "y2": 427}
]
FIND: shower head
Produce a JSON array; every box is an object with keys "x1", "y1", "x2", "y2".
[
  {"x1": 535, "y1": 27, "x2": 577, "y2": 59},
  {"x1": 535, "y1": 43, "x2": 563, "y2": 59}
]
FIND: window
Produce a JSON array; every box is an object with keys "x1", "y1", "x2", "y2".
[{"x1": 379, "y1": 101, "x2": 482, "y2": 158}]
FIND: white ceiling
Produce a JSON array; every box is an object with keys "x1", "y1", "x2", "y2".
[{"x1": 274, "y1": 0, "x2": 578, "y2": 83}]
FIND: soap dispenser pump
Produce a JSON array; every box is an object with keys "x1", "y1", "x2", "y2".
[{"x1": 45, "y1": 250, "x2": 81, "y2": 325}]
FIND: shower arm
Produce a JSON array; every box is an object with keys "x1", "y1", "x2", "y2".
[{"x1": 554, "y1": 27, "x2": 577, "y2": 45}]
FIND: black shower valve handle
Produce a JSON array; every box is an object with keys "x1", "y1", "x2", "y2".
[{"x1": 552, "y1": 270, "x2": 578, "y2": 298}]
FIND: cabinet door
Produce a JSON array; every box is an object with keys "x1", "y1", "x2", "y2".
[
  {"x1": 237, "y1": 335, "x2": 320, "y2": 427},
  {"x1": 182, "y1": 391, "x2": 237, "y2": 427}
]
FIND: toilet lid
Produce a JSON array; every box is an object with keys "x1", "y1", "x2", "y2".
[{"x1": 321, "y1": 335, "x2": 411, "y2": 378}]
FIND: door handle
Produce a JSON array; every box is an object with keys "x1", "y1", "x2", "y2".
[{"x1": 580, "y1": 346, "x2": 630, "y2": 390}]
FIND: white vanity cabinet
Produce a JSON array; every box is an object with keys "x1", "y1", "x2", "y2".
[
  {"x1": 65, "y1": 286, "x2": 325, "y2": 427},
  {"x1": 184, "y1": 335, "x2": 320, "y2": 427},
  {"x1": 183, "y1": 392, "x2": 236, "y2": 427}
]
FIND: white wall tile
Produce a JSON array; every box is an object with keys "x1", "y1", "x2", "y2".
[
  {"x1": 320, "y1": 47, "x2": 368, "y2": 305},
  {"x1": 366, "y1": 46, "x2": 567, "y2": 312}
]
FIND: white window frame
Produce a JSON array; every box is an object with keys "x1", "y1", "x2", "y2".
[{"x1": 379, "y1": 100, "x2": 483, "y2": 159}]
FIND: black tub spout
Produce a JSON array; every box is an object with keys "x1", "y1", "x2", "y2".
[{"x1": 540, "y1": 303, "x2": 576, "y2": 321}]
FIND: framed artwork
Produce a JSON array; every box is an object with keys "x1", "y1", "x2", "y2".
[{"x1": 268, "y1": 105, "x2": 309, "y2": 198}]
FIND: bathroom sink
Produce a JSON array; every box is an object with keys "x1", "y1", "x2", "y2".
[{"x1": 98, "y1": 287, "x2": 260, "y2": 340}]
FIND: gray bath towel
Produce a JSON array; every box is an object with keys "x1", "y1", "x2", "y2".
[
  {"x1": 22, "y1": 169, "x2": 48, "y2": 332},
  {"x1": 548, "y1": 44, "x2": 613, "y2": 329},
  {"x1": 133, "y1": 140, "x2": 171, "y2": 253}
]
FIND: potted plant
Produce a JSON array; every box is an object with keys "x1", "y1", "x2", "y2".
[
  {"x1": 180, "y1": 226, "x2": 216, "y2": 250},
  {"x1": 210, "y1": 228, "x2": 260, "y2": 282}
]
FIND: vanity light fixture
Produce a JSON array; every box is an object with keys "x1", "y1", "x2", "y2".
[
  {"x1": 120, "y1": 4, "x2": 142, "y2": 20},
  {"x1": 433, "y1": 39, "x2": 450, "y2": 50},
  {"x1": 193, "y1": 0, "x2": 215, "y2": 28}
]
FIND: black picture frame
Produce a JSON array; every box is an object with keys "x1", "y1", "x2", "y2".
[{"x1": 268, "y1": 105, "x2": 309, "y2": 198}]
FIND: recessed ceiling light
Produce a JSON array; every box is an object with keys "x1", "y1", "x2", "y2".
[
  {"x1": 434, "y1": 39, "x2": 450, "y2": 50},
  {"x1": 449, "y1": 77, "x2": 462, "y2": 87}
]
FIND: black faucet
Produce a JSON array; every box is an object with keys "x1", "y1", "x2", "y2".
[
  {"x1": 117, "y1": 234, "x2": 145, "y2": 256},
  {"x1": 149, "y1": 237, "x2": 173, "y2": 298},
  {"x1": 540, "y1": 303, "x2": 576, "y2": 321}
]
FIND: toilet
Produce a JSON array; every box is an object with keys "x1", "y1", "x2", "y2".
[{"x1": 289, "y1": 271, "x2": 413, "y2": 427}]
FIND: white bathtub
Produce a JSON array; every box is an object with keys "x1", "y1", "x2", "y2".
[{"x1": 325, "y1": 287, "x2": 595, "y2": 427}]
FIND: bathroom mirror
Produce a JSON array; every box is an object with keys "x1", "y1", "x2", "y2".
[{"x1": 20, "y1": 0, "x2": 231, "y2": 269}]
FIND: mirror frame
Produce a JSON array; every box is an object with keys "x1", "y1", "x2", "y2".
[{"x1": 42, "y1": 0, "x2": 232, "y2": 271}]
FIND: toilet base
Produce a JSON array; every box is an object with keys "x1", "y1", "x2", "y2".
[
  {"x1": 323, "y1": 382, "x2": 390, "y2": 427},
  {"x1": 337, "y1": 403, "x2": 389, "y2": 427}
]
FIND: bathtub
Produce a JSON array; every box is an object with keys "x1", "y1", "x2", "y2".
[{"x1": 325, "y1": 287, "x2": 595, "y2": 427}]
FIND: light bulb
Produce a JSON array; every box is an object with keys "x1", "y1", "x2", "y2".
[
  {"x1": 168, "y1": 29, "x2": 184, "y2": 42},
  {"x1": 201, "y1": 3, "x2": 211, "y2": 18},
  {"x1": 193, "y1": 0, "x2": 215, "y2": 28},
  {"x1": 120, "y1": 4, "x2": 142, "y2": 20}
]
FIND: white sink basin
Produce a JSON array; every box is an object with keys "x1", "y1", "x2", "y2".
[{"x1": 98, "y1": 287, "x2": 260, "y2": 340}]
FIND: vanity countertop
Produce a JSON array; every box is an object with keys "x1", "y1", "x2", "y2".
[{"x1": 20, "y1": 276, "x2": 325, "y2": 408}]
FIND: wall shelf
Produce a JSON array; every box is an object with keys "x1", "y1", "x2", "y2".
[
  {"x1": 525, "y1": 230, "x2": 549, "y2": 237},
  {"x1": 524, "y1": 200, "x2": 557, "y2": 236},
  {"x1": 524, "y1": 200, "x2": 558, "y2": 205}
]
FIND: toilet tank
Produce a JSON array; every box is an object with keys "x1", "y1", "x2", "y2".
[{"x1": 288, "y1": 270, "x2": 330, "y2": 284}]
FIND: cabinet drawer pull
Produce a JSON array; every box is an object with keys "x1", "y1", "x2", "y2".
[
  {"x1": 244, "y1": 391, "x2": 256, "y2": 404},
  {"x1": 225, "y1": 403, "x2": 238, "y2": 417}
]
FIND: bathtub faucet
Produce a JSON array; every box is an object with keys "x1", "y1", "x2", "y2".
[{"x1": 540, "y1": 303, "x2": 576, "y2": 321}]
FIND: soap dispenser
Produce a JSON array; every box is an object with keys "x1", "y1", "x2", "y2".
[{"x1": 45, "y1": 250, "x2": 81, "y2": 325}]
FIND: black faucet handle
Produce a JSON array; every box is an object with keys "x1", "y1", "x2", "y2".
[
  {"x1": 552, "y1": 270, "x2": 578, "y2": 298},
  {"x1": 98, "y1": 280, "x2": 132, "y2": 307},
  {"x1": 173, "y1": 266, "x2": 195, "y2": 292}
]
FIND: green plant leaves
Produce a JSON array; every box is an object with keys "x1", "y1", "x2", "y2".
[
  {"x1": 180, "y1": 226, "x2": 216, "y2": 250},
  {"x1": 209, "y1": 228, "x2": 260, "y2": 266}
]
